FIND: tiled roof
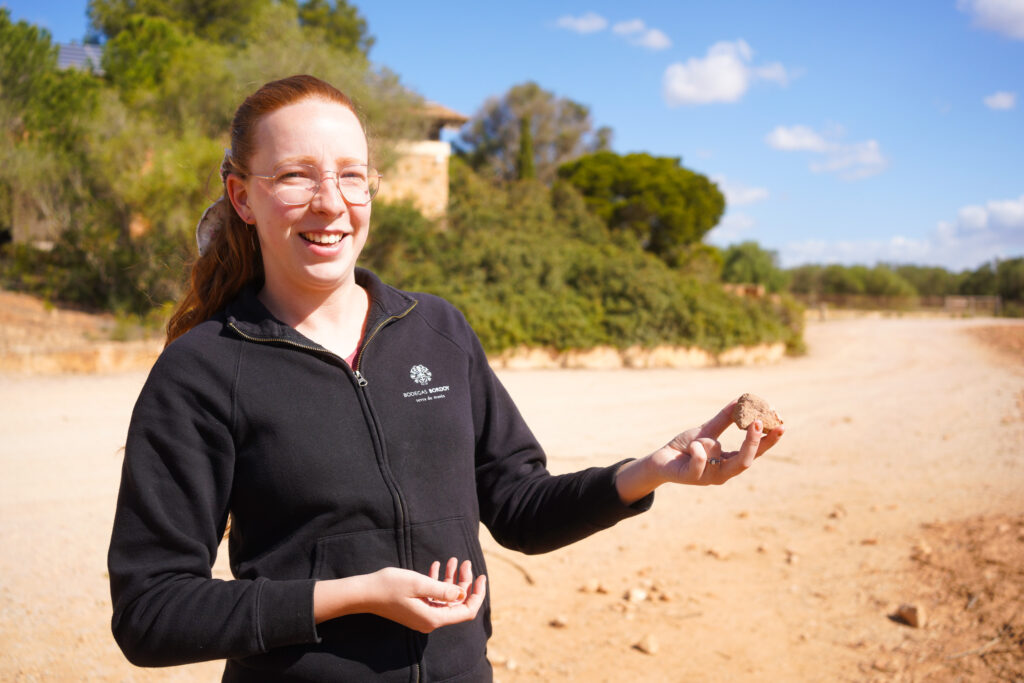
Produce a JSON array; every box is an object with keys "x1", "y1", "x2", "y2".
[{"x1": 57, "y1": 43, "x2": 104, "y2": 73}]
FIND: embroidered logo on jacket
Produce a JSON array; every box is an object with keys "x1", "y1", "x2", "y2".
[
  {"x1": 403, "y1": 364, "x2": 449, "y2": 403},
  {"x1": 409, "y1": 364, "x2": 432, "y2": 385}
]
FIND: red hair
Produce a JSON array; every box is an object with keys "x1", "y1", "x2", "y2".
[{"x1": 166, "y1": 75, "x2": 360, "y2": 344}]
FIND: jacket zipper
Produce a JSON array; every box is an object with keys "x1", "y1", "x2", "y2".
[
  {"x1": 352, "y1": 300, "x2": 418, "y2": 385},
  {"x1": 229, "y1": 305, "x2": 425, "y2": 676}
]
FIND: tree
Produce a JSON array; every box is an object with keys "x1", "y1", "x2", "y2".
[
  {"x1": 996, "y1": 257, "x2": 1024, "y2": 303},
  {"x1": 458, "y1": 81, "x2": 611, "y2": 183},
  {"x1": 88, "y1": 0, "x2": 268, "y2": 44},
  {"x1": 516, "y1": 115, "x2": 535, "y2": 180},
  {"x1": 959, "y1": 261, "x2": 997, "y2": 296},
  {"x1": 88, "y1": 0, "x2": 373, "y2": 54},
  {"x1": 892, "y1": 264, "x2": 959, "y2": 297},
  {"x1": 721, "y1": 241, "x2": 789, "y2": 292},
  {"x1": 556, "y1": 151, "x2": 725, "y2": 266},
  {"x1": 297, "y1": 0, "x2": 374, "y2": 54}
]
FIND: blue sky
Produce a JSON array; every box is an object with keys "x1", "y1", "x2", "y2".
[{"x1": 4, "y1": 0, "x2": 1023, "y2": 270}]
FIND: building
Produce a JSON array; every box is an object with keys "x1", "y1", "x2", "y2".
[{"x1": 376, "y1": 102, "x2": 468, "y2": 220}]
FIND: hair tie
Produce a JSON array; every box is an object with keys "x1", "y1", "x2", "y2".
[
  {"x1": 219, "y1": 148, "x2": 234, "y2": 181},
  {"x1": 195, "y1": 149, "x2": 238, "y2": 255},
  {"x1": 195, "y1": 197, "x2": 232, "y2": 256}
]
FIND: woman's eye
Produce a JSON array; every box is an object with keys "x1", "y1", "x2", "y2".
[{"x1": 277, "y1": 168, "x2": 316, "y2": 182}]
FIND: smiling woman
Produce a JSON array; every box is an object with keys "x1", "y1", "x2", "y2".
[{"x1": 106, "y1": 74, "x2": 784, "y2": 682}]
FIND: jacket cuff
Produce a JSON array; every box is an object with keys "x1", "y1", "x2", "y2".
[
  {"x1": 587, "y1": 459, "x2": 654, "y2": 529},
  {"x1": 257, "y1": 578, "x2": 321, "y2": 651}
]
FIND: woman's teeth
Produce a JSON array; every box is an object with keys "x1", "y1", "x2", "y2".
[{"x1": 301, "y1": 232, "x2": 343, "y2": 245}]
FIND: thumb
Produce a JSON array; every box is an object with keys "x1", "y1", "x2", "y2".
[{"x1": 423, "y1": 580, "x2": 466, "y2": 604}]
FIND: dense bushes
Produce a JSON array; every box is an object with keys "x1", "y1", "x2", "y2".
[{"x1": 364, "y1": 162, "x2": 804, "y2": 355}]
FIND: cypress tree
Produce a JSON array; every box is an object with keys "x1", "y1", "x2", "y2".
[{"x1": 516, "y1": 115, "x2": 536, "y2": 180}]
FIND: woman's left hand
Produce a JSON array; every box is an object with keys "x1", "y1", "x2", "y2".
[
  {"x1": 615, "y1": 400, "x2": 785, "y2": 504},
  {"x1": 656, "y1": 400, "x2": 784, "y2": 486}
]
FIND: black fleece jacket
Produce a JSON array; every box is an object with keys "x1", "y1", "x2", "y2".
[{"x1": 108, "y1": 268, "x2": 652, "y2": 681}]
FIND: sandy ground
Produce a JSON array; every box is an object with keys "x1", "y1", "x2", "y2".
[{"x1": 1, "y1": 310, "x2": 1022, "y2": 681}]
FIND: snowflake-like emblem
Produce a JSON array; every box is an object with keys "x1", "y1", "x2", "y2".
[{"x1": 409, "y1": 364, "x2": 432, "y2": 386}]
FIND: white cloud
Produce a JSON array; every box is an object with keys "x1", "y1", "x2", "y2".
[
  {"x1": 765, "y1": 125, "x2": 830, "y2": 152},
  {"x1": 611, "y1": 19, "x2": 671, "y2": 50},
  {"x1": 612, "y1": 19, "x2": 645, "y2": 35},
  {"x1": 555, "y1": 12, "x2": 608, "y2": 34},
  {"x1": 957, "y1": 0, "x2": 1024, "y2": 40},
  {"x1": 706, "y1": 212, "x2": 757, "y2": 246},
  {"x1": 663, "y1": 40, "x2": 791, "y2": 106},
  {"x1": 809, "y1": 139, "x2": 887, "y2": 180},
  {"x1": 556, "y1": 14, "x2": 671, "y2": 49},
  {"x1": 636, "y1": 28, "x2": 671, "y2": 50},
  {"x1": 765, "y1": 125, "x2": 888, "y2": 181},
  {"x1": 781, "y1": 194, "x2": 1024, "y2": 269},
  {"x1": 984, "y1": 91, "x2": 1017, "y2": 110},
  {"x1": 712, "y1": 175, "x2": 770, "y2": 206},
  {"x1": 753, "y1": 62, "x2": 791, "y2": 86}
]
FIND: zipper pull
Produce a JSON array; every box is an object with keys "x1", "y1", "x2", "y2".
[{"x1": 353, "y1": 369, "x2": 368, "y2": 387}]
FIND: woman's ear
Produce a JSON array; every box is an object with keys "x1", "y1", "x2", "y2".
[{"x1": 225, "y1": 174, "x2": 256, "y2": 225}]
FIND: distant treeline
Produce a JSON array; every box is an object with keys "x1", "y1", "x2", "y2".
[{"x1": 718, "y1": 240, "x2": 1024, "y2": 316}]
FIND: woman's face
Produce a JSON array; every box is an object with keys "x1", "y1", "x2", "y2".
[{"x1": 227, "y1": 98, "x2": 372, "y2": 300}]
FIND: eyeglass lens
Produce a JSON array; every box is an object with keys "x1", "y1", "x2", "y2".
[{"x1": 273, "y1": 164, "x2": 379, "y2": 205}]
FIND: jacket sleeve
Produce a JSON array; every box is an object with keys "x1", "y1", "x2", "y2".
[
  {"x1": 465, "y1": 322, "x2": 653, "y2": 555},
  {"x1": 107, "y1": 339, "x2": 319, "y2": 667}
]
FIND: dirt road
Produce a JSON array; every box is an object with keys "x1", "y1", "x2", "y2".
[{"x1": 1, "y1": 315, "x2": 1021, "y2": 681}]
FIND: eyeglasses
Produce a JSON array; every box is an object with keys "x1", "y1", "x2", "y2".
[{"x1": 246, "y1": 163, "x2": 381, "y2": 206}]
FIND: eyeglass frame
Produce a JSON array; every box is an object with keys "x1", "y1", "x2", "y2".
[{"x1": 241, "y1": 163, "x2": 382, "y2": 207}]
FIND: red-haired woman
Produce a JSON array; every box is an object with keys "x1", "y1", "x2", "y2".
[{"x1": 108, "y1": 74, "x2": 783, "y2": 681}]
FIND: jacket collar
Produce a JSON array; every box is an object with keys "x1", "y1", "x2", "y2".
[{"x1": 223, "y1": 268, "x2": 417, "y2": 348}]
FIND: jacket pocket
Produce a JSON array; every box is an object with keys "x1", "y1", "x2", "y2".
[
  {"x1": 409, "y1": 516, "x2": 490, "y2": 681},
  {"x1": 308, "y1": 528, "x2": 415, "y2": 674}
]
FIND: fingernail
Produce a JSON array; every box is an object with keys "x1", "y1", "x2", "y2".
[
  {"x1": 447, "y1": 587, "x2": 466, "y2": 602},
  {"x1": 754, "y1": 420, "x2": 763, "y2": 433}
]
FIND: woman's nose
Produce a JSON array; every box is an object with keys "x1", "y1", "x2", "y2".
[{"x1": 310, "y1": 171, "x2": 347, "y2": 213}]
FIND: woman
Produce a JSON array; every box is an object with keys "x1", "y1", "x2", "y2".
[{"x1": 108, "y1": 74, "x2": 784, "y2": 681}]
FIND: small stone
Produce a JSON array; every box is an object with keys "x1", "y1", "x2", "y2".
[
  {"x1": 910, "y1": 540, "x2": 932, "y2": 561},
  {"x1": 731, "y1": 393, "x2": 783, "y2": 432},
  {"x1": 624, "y1": 587, "x2": 648, "y2": 603},
  {"x1": 549, "y1": 615, "x2": 569, "y2": 628},
  {"x1": 633, "y1": 634, "x2": 659, "y2": 655},
  {"x1": 893, "y1": 603, "x2": 925, "y2": 628},
  {"x1": 872, "y1": 656, "x2": 898, "y2": 673},
  {"x1": 860, "y1": 538, "x2": 879, "y2": 545},
  {"x1": 580, "y1": 578, "x2": 601, "y2": 593},
  {"x1": 785, "y1": 549, "x2": 799, "y2": 564}
]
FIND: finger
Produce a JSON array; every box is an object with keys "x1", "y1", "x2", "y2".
[
  {"x1": 463, "y1": 575, "x2": 487, "y2": 615},
  {"x1": 444, "y1": 557, "x2": 458, "y2": 583},
  {"x1": 736, "y1": 420, "x2": 765, "y2": 468},
  {"x1": 428, "y1": 561, "x2": 440, "y2": 581},
  {"x1": 756, "y1": 425, "x2": 785, "y2": 457},
  {"x1": 689, "y1": 439, "x2": 709, "y2": 479},
  {"x1": 419, "y1": 575, "x2": 467, "y2": 604},
  {"x1": 457, "y1": 560, "x2": 474, "y2": 594},
  {"x1": 698, "y1": 400, "x2": 738, "y2": 440},
  {"x1": 697, "y1": 437, "x2": 722, "y2": 461}
]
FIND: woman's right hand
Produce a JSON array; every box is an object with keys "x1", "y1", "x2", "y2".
[{"x1": 313, "y1": 557, "x2": 487, "y2": 633}]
